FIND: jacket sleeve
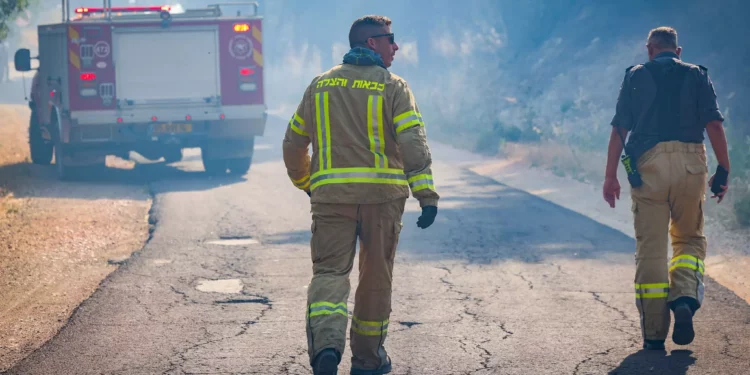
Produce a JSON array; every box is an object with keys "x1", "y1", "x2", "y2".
[
  {"x1": 392, "y1": 80, "x2": 439, "y2": 207},
  {"x1": 282, "y1": 84, "x2": 313, "y2": 191}
]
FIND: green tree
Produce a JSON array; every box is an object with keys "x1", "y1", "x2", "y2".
[{"x1": 1, "y1": 0, "x2": 31, "y2": 41}]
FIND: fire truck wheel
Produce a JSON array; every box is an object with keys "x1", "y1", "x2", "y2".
[
  {"x1": 200, "y1": 149, "x2": 226, "y2": 175},
  {"x1": 226, "y1": 157, "x2": 252, "y2": 176},
  {"x1": 29, "y1": 111, "x2": 53, "y2": 165},
  {"x1": 54, "y1": 141, "x2": 71, "y2": 180}
]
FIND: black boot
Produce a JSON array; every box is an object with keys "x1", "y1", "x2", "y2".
[
  {"x1": 672, "y1": 302, "x2": 695, "y2": 345},
  {"x1": 313, "y1": 348, "x2": 340, "y2": 375}
]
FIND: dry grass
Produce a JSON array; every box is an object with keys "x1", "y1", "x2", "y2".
[
  {"x1": 500, "y1": 140, "x2": 747, "y2": 231},
  {"x1": 0, "y1": 104, "x2": 150, "y2": 371}
]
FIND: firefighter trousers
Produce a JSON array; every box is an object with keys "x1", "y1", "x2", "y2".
[
  {"x1": 631, "y1": 141, "x2": 708, "y2": 341},
  {"x1": 305, "y1": 198, "x2": 406, "y2": 370}
]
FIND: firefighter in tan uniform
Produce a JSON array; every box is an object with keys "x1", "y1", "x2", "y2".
[
  {"x1": 282, "y1": 15, "x2": 439, "y2": 375},
  {"x1": 603, "y1": 27, "x2": 730, "y2": 350}
]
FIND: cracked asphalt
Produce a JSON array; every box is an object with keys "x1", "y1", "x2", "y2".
[{"x1": 5, "y1": 118, "x2": 750, "y2": 375}]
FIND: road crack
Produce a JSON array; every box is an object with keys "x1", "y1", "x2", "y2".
[
  {"x1": 572, "y1": 346, "x2": 617, "y2": 375},
  {"x1": 720, "y1": 333, "x2": 743, "y2": 360},
  {"x1": 513, "y1": 272, "x2": 534, "y2": 290},
  {"x1": 590, "y1": 292, "x2": 628, "y2": 321}
]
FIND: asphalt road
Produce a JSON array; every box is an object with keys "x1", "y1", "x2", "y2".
[{"x1": 6, "y1": 119, "x2": 750, "y2": 375}]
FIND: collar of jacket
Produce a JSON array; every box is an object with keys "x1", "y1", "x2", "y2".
[
  {"x1": 342, "y1": 47, "x2": 387, "y2": 69},
  {"x1": 653, "y1": 51, "x2": 680, "y2": 61}
]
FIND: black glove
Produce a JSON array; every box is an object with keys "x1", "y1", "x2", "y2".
[
  {"x1": 305, "y1": 190, "x2": 311, "y2": 197},
  {"x1": 417, "y1": 206, "x2": 437, "y2": 229}
]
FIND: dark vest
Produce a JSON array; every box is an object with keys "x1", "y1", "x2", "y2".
[{"x1": 626, "y1": 58, "x2": 704, "y2": 159}]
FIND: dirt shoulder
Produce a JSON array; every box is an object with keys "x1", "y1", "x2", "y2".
[
  {"x1": 0, "y1": 105, "x2": 151, "y2": 372},
  {"x1": 468, "y1": 146, "x2": 750, "y2": 304}
]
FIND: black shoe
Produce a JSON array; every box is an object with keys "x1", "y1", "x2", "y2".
[
  {"x1": 313, "y1": 349, "x2": 340, "y2": 375},
  {"x1": 642, "y1": 339, "x2": 666, "y2": 350},
  {"x1": 350, "y1": 357, "x2": 392, "y2": 375},
  {"x1": 672, "y1": 303, "x2": 695, "y2": 345}
]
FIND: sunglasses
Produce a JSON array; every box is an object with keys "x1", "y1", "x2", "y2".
[{"x1": 367, "y1": 33, "x2": 395, "y2": 44}]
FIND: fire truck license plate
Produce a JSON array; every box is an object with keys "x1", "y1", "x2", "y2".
[{"x1": 151, "y1": 123, "x2": 192, "y2": 135}]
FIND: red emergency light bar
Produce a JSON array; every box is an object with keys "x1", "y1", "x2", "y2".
[{"x1": 75, "y1": 5, "x2": 170, "y2": 14}]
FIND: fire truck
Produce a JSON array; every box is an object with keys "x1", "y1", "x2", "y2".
[{"x1": 14, "y1": 1, "x2": 266, "y2": 179}]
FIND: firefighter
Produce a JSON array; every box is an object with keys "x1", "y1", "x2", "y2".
[
  {"x1": 603, "y1": 27, "x2": 730, "y2": 350},
  {"x1": 282, "y1": 15, "x2": 439, "y2": 375}
]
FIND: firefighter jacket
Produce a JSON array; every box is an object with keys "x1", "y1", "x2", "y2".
[{"x1": 282, "y1": 48, "x2": 439, "y2": 207}]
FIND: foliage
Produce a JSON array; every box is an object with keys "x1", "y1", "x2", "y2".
[{"x1": 0, "y1": 0, "x2": 31, "y2": 41}]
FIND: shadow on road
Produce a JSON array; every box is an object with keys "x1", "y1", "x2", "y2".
[
  {"x1": 0, "y1": 160, "x2": 248, "y2": 200},
  {"x1": 263, "y1": 168, "x2": 636, "y2": 264},
  {"x1": 609, "y1": 349, "x2": 696, "y2": 375}
]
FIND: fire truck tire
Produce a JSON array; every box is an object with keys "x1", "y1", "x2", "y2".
[
  {"x1": 54, "y1": 141, "x2": 72, "y2": 180},
  {"x1": 29, "y1": 111, "x2": 53, "y2": 165},
  {"x1": 226, "y1": 157, "x2": 252, "y2": 176}
]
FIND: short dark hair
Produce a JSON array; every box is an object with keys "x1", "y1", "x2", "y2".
[
  {"x1": 348, "y1": 15, "x2": 392, "y2": 48},
  {"x1": 647, "y1": 26, "x2": 678, "y2": 50}
]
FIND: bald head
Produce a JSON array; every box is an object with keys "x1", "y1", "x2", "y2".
[{"x1": 348, "y1": 15, "x2": 392, "y2": 48}]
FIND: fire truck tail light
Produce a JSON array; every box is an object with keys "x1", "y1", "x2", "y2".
[
  {"x1": 80, "y1": 72, "x2": 97, "y2": 81},
  {"x1": 239, "y1": 68, "x2": 254, "y2": 76},
  {"x1": 186, "y1": 115, "x2": 192, "y2": 121},
  {"x1": 233, "y1": 23, "x2": 250, "y2": 32},
  {"x1": 219, "y1": 114, "x2": 225, "y2": 120},
  {"x1": 80, "y1": 88, "x2": 98, "y2": 97},
  {"x1": 117, "y1": 117, "x2": 124, "y2": 123}
]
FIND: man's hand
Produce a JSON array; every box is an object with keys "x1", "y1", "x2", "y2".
[
  {"x1": 417, "y1": 206, "x2": 437, "y2": 229},
  {"x1": 603, "y1": 177, "x2": 621, "y2": 208},
  {"x1": 708, "y1": 173, "x2": 729, "y2": 203}
]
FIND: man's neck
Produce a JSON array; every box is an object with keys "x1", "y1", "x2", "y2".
[{"x1": 651, "y1": 50, "x2": 679, "y2": 61}]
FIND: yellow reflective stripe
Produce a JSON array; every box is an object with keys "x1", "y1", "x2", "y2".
[
  {"x1": 312, "y1": 167, "x2": 405, "y2": 179},
  {"x1": 310, "y1": 167, "x2": 407, "y2": 190},
  {"x1": 367, "y1": 96, "x2": 377, "y2": 166},
  {"x1": 351, "y1": 316, "x2": 388, "y2": 336},
  {"x1": 292, "y1": 175, "x2": 311, "y2": 190},
  {"x1": 408, "y1": 174, "x2": 435, "y2": 192},
  {"x1": 635, "y1": 293, "x2": 669, "y2": 299},
  {"x1": 294, "y1": 113, "x2": 305, "y2": 126},
  {"x1": 367, "y1": 95, "x2": 388, "y2": 169},
  {"x1": 315, "y1": 92, "x2": 332, "y2": 170},
  {"x1": 315, "y1": 92, "x2": 325, "y2": 170},
  {"x1": 634, "y1": 282, "x2": 669, "y2": 299},
  {"x1": 394, "y1": 110, "x2": 417, "y2": 123},
  {"x1": 670, "y1": 263, "x2": 705, "y2": 275},
  {"x1": 312, "y1": 178, "x2": 408, "y2": 190},
  {"x1": 308, "y1": 301, "x2": 347, "y2": 318},
  {"x1": 292, "y1": 175, "x2": 310, "y2": 184},
  {"x1": 290, "y1": 113, "x2": 307, "y2": 136},
  {"x1": 376, "y1": 96, "x2": 387, "y2": 168},
  {"x1": 324, "y1": 92, "x2": 332, "y2": 169},
  {"x1": 394, "y1": 110, "x2": 424, "y2": 134},
  {"x1": 669, "y1": 255, "x2": 705, "y2": 275},
  {"x1": 634, "y1": 283, "x2": 670, "y2": 289}
]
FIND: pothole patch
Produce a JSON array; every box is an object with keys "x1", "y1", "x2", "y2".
[
  {"x1": 152, "y1": 259, "x2": 173, "y2": 265},
  {"x1": 196, "y1": 279, "x2": 244, "y2": 294},
  {"x1": 207, "y1": 236, "x2": 260, "y2": 246}
]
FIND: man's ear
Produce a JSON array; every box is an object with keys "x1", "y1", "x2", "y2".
[
  {"x1": 365, "y1": 37, "x2": 377, "y2": 50},
  {"x1": 676, "y1": 46, "x2": 682, "y2": 57}
]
